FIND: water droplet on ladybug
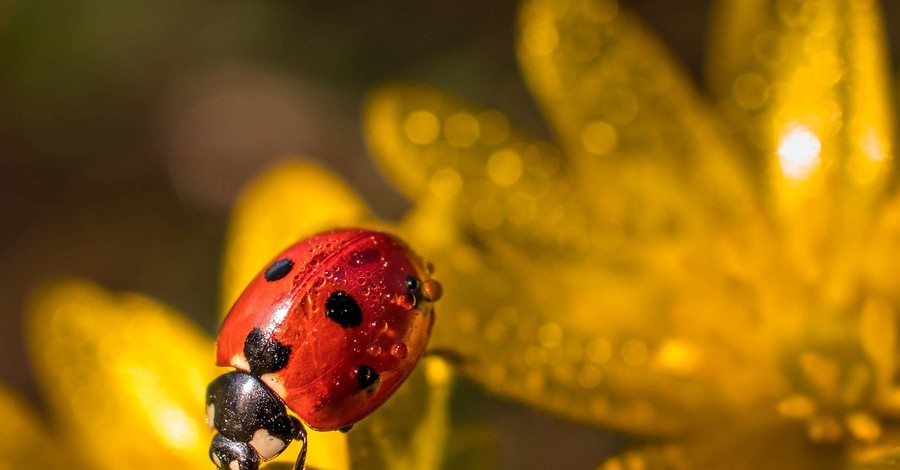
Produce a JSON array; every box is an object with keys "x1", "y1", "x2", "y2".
[
  {"x1": 370, "y1": 320, "x2": 388, "y2": 333},
  {"x1": 312, "y1": 277, "x2": 326, "y2": 288},
  {"x1": 422, "y1": 279, "x2": 443, "y2": 302},
  {"x1": 357, "y1": 277, "x2": 366, "y2": 285},
  {"x1": 349, "y1": 248, "x2": 381, "y2": 267},
  {"x1": 367, "y1": 345, "x2": 382, "y2": 356},
  {"x1": 391, "y1": 343, "x2": 408, "y2": 359},
  {"x1": 395, "y1": 293, "x2": 416, "y2": 310}
]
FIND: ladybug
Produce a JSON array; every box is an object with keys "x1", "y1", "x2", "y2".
[{"x1": 205, "y1": 229, "x2": 443, "y2": 470}]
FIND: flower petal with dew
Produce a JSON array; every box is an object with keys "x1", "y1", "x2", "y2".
[
  {"x1": 363, "y1": 0, "x2": 900, "y2": 467},
  {"x1": 365, "y1": 80, "x2": 778, "y2": 436},
  {"x1": 27, "y1": 279, "x2": 217, "y2": 470},
  {"x1": 709, "y1": 0, "x2": 895, "y2": 305}
]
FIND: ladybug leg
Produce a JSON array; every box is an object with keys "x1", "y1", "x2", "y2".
[
  {"x1": 290, "y1": 416, "x2": 308, "y2": 470},
  {"x1": 209, "y1": 433, "x2": 260, "y2": 470}
]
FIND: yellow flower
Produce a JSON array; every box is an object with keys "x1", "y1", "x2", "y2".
[{"x1": 359, "y1": 0, "x2": 900, "y2": 467}]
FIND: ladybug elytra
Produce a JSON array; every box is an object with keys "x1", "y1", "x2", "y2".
[{"x1": 206, "y1": 229, "x2": 442, "y2": 470}]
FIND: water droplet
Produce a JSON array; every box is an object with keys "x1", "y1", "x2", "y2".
[
  {"x1": 357, "y1": 277, "x2": 366, "y2": 285},
  {"x1": 367, "y1": 345, "x2": 382, "y2": 357},
  {"x1": 404, "y1": 110, "x2": 440, "y2": 145},
  {"x1": 370, "y1": 320, "x2": 388, "y2": 333},
  {"x1": 422, "y1": 279, "x2": 443, "y2": 302},
  {"x1": 349, "y1": 248, "x2": 381, "y2": 267},
  {"x1": 312, "y1": 277, "x2": 325, "y2": 288},
  {"x1": 391, "y1": 343, "x2": 408, "y2": 359},
  {"x1": 395, "y1": 294, "x2": 416, "y2": 310},
  {"x1": 581, "y1": 120, "x2": 618, "y2": 155},
  {"x1": 486, "y1": 149, "x2": 523, "y2": 186}
]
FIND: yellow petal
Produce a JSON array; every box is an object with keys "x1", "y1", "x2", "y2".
[
  {"x1": 413, "y1": 215, "x2": 791, "y2": 435},
  {"x1": 222, "y1": 159, "x2": 372, "y2": 315},
  {"x1": 679, "y1": 417, "x2": 841, "y2": 470},
  {"x1": 858, "y1": 297, "x2": 896, "y2": 391},
  {"x1": 348, "y1": 357, "x2": 454, "y2": 470},
  {"x1": 865, "y1": 192, "x2": 900, "y2": 303},
  {"x1": 848, "y1": 429, "x2": 900, "y2": 469},
  {"x1": 26, "y1": 279, "x2": 216, "y2": 470},
  {"x1": 365, "y1": 83, "x2": 590, "y2": 257},
  {"x1": 363, "y1": 1, "x2": 786, "y2": 436},
  {"x1": 517, "y1": 0, "x2": 761, "y2": 263},
  {"x1": 708, "y1": 0, "x2": 895, "y2": 302},
  {"x1": 0, "y1": 385, "x2": 66, "y2": 469}
]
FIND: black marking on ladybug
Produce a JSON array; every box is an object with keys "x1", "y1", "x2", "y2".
[
  {"x1": 406, "y1": 275, "x2": 421, "y2": 292},
  {"x1": 325, "y1": 291, "x2": 362, "y2": 328},
  {"x1": 209, "y1": 433, "x2": 259, "y2": 470},
  {"x1": 244, "y1": 328, "x2": 291, "y2": 376},
  {"x1": 264, "y1": 258, "x2": 294, "y2": 282},
  {"x1": 406, "y1": 275, "x2": 422, "y2": 307},
  {"x1": 355, "y1": 365, "x2": 379, "y2": 390}
]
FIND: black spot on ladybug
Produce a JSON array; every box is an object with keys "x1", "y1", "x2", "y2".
[
  {"x1": 406, "y1": 275, "x2": 422, "y2": 307},
  {"x1": 325, "y1": 291, "x2": 362, "y2": 328},
  {"x1": 244, "y1": 328, "x2": 292, "y2": 376},
  {"x1": 406, "y1": 275, "x2": 421, "y2": 292},
  {"x1": 355, "y1": 365, "x2": 379, "y2": 390},
  {"x1": 264, "y1": 258, "x2": 294, "y2": 282}
]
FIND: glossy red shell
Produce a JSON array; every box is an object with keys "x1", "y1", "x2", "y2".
[{"x1": 216, "y1": 229, "x2": 438, "y2": 431}]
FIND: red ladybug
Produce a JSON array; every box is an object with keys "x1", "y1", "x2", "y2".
[{"x1": 206, "y1": 229, "x2": 442, "y2": 470}]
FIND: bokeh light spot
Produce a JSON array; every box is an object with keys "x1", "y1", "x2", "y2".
[
  {"x1": 487, "y1": 149, "x2": 524, "y2": 186},
  {"x1": 777, "y1": 125, "x2": 822, "y2": 182},
  {"x1": 404, "y1": 110, "x2": 441, "y2": 145},
  {"x1": 580, "y1": 120, "x2": 618, "y2": 155}
]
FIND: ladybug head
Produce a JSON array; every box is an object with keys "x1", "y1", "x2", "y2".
[{"x1": 206, "y1": 372, "x2": 306, "y2": 469}]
